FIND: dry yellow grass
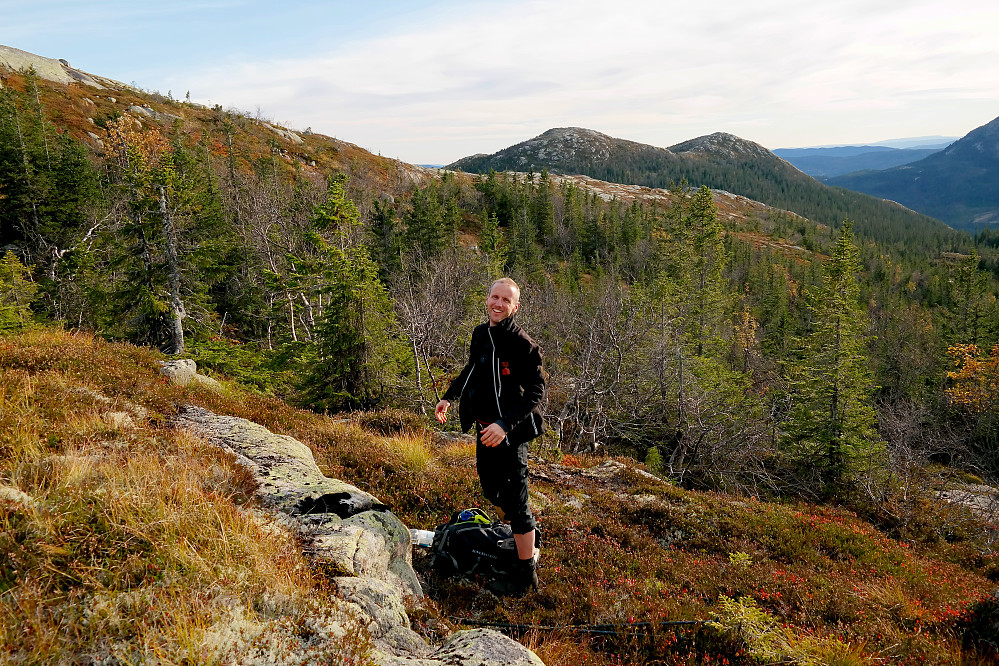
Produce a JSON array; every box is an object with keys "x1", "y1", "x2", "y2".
[
  {"x1": 391, "y1": 432, "x2": 436, "y2": 474},
  {"x1": 436, "y1": 437, "x2": 477, "y2": 469},
  {"x1": 0, "y1": 330, "x2": 376, "y2": 665}
]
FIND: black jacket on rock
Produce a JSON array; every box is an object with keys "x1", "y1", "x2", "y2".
[{"x1": 442, "y1": 316, "x2": 545, "y2": 446}]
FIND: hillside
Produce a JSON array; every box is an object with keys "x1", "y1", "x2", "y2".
[
  {"x1": 772, "y1": 145, "x2": 942, "y2": 178},
  {"x1": 3, "y1": 330, "x2": 999, "y2": 665},
  {"x1": 827, "y1": 116, "x2": 999, "y2": 231},
  {"x1": 448, "y1": 128, "x2": 965, "y2": 252},
  {"x1": 0, "y1": 43, "x2": 435, "y2": 234}
]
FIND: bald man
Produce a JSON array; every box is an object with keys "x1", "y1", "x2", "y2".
[{"x1": 436, "y1": 278, "x2": 545, "y2": 595}]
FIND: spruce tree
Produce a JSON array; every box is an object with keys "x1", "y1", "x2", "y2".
[
  {"x1": 689, "y1": 185, "x2": 729, "y2": 355},
  {"x1": 0, "y1": 251, "x2": 38, "y2": 332},
  {"x1": 300, "y1": 175, "x2": 406, "y2": 411},
  {"x1": 784, "y1": 222, "x2": 884, "y2": 495}
]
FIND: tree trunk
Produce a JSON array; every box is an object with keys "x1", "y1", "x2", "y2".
[{"x1": 159, "y1": 186, "x2": 186, "y2": 354}]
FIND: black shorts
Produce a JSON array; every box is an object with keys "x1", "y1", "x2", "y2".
[{"x1": 475, "y1": 428, "x2": 535, "y2": 534}]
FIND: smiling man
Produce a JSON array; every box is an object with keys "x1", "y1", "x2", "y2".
[{"x1": 435, "y1": 277, "x2": 546, "y2": 595}]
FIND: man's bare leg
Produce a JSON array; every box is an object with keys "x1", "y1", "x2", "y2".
[{"x1": 514, "y1": 530, "x2": 535, "y2": 560}]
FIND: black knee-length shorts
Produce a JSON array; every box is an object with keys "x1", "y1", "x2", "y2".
[{"x1": 475, "y1": 430, "x2": 536, "y2": 535}]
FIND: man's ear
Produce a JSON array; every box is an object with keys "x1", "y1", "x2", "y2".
[{"x1": 513, "y1": 302, "x2": 520, "y2": 313}]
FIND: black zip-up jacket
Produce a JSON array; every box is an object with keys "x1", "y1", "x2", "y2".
[{"x1": 442, "y1": 316, "x2": 545, "y2": 446}]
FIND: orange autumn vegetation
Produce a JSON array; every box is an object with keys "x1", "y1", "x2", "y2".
[{"x1": 946, "y1": 343, "x2": 999, "y2": 413}]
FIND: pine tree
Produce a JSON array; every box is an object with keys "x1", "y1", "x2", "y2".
[{"x1": 784, "y1": 222, "x2": 884, "y2": 494}]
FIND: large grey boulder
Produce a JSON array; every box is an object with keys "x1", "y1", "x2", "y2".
[
  {"x1": 128, "y1": 104, "x2": 181, "y2": 123},
  {"x1": 373, "y1": 629, "x2": 545, "y2": 666},
  {"x1": 177, "y1": 406, "x2": 390, "y2": 520},
  {"x1": 433, "y1": 629, "x2": 545, "y2": 666},
  {"x1": 160, "y1": 359, "x2": 198, "y2": 385},
  {"x1": 159, "y1": 359, "x2": 221, "y2": 389}
]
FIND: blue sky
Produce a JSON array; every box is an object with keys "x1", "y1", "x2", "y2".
[{"x1": 5, "y1": 0, "x2": 999, "y2": 164}]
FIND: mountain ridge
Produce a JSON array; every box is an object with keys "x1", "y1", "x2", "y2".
[
  {"x1": 448, "y1": 126, "x2": 962, "y2": 250},
  {"x1": 826, "y1": 115, "x2": 999, "y2": 230}
]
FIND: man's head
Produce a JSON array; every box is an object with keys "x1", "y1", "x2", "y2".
[{"x1": 487, "y1": 278, "x2": 520, "y2": 325}]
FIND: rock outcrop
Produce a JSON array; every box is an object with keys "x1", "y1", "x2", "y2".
[
  {"x1": 175, "y1": 405, "x2": 543, "y2": 666},
  {"x1": 159, "y1": 359, "x2": 222, "y2": 389},
  {"x1": 0, "y1": 44, "x2": 118, "y2": 89}
]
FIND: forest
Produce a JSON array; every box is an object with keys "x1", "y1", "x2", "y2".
[{"x1": 3, "y1": 67, "x2": 999, "y2": 517}]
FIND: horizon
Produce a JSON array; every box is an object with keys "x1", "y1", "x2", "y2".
[{"x1": 4, "y1": 0, "x2": 998, "y2": 164}]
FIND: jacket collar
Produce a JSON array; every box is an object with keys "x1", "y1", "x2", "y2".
[{"x1": 489, "y1": 315, "x2": 517, "y2": 333}]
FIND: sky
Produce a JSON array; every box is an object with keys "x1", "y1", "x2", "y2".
[{"x1": 5, "y1": 0, "x2": 999, "y2": 165}]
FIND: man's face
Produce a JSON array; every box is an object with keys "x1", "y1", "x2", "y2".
[{"x1": 486, "y1": 283, "x2": 519, "y2": 325}]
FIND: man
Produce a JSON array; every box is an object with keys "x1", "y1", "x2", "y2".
[{"x1": 435, "y1": 278, "x2": 545, "y2": 595}]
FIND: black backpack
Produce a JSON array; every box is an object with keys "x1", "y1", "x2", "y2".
[{"x1": 430, "y1": 508, "x2": 518, "y2": 578}]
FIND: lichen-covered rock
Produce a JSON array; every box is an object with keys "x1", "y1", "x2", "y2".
[
  {"x1": 127, "y1": 104, "x2": 181, "y2": 123},
  {"x1": 344, "y1": 510, "x2": 422, "y2": 595},
  {"x1": 175, "y1": 405, "x2": 543, "y2": 665},
  {"x1": 193, "y1": 373, "x2": 222, "y2": 389},
  {"x1": 937, "y1": 483, "x2": 999, "y2": 519},
  {"x1": 176, "y1": 406, "x2": 386, "y2": 517},
  {"x1": 0, "y1": 485, "x2": 38, "y2": 510},
  {"x1": 378, "y1": 625, "x2": 434, "y2": 658},
  {"x1": 159, "y1": 360, "x2": 222, "y2": 390},
  {"x1": 175, "y1": 406, "x2": 422, "y2": 592},
  {"x1": 433, "y1": 629, "x2": 545, "y2": 666},
  {"x1": 0, "y1": 45, "x2": 105, "y2": 88},
  {"x1": 310, "y1": 525, "x2": 371, "y2": 576},
  {"x1": 159, "y1": 359, "x2": 197, "y2": 386},
  {"x1": 335, "y1": 577, "x2": 410, "y2": 638}
]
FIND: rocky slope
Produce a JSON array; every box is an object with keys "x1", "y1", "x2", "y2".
[
  {"x1": 0, "y1": 44, "x2": 114, "y2": 89},
  {"x1": 0, "y1": 44, "x2": 436, "y2": 202}
]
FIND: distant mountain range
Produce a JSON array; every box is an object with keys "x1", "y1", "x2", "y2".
[
  {"x1": 447, "y1": 128, "x2": 961, "y2": 248},
  {"x1": 772, "y1": 146, "x2": 945, "y2": 178},
  {"x1": 825, "y1": 116, "x2": 999, "y2": 231}
]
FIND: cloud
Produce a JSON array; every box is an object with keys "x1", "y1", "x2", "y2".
[{"x1": 156, "y1": 0, "x2": 999, "y2": 162}]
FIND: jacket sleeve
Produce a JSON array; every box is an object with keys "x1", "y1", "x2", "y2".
[
  {"x1": 496, "y1": 340, "x2": 545, "y2": 432},
  {"x1": 442, "y1": 329, "x2": 477, "y2": 402}
]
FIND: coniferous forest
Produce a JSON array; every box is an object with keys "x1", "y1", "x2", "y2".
[{"x1": 3, "y1": 68, "x2": 999, "y2": 507}]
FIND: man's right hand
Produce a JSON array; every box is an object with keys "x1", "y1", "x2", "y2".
[{"x1": 434, "y1": 399, "x2": 450, "y2": 424}]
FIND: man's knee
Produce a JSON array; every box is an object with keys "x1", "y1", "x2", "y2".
[{"x1": 508, "y1": 506, "x2": 536, "y2": 534}]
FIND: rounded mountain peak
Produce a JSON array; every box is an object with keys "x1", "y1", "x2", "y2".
[{"x1": 670, "y1": 132, "x2": 775, "y2": 161}]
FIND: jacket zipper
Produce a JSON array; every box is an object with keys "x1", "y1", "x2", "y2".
[
  {"x1": 487, "y1": 327, "x2": 504, "y2": 419},
  {"x1": 459, "y1": 365, "x2": 475, "y2": 397}
]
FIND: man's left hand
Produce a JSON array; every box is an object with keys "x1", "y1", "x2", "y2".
[{"x1": 480, "y1": 422, "x2": 507, "y2": 447}]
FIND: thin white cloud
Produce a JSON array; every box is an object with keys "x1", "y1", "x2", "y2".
[{"x1": 151, "y1": 0, "x2": 999, "y2": 162}]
